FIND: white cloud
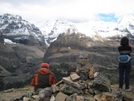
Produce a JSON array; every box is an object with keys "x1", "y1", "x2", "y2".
[{"x1": 0, "y1": 0, "x2": 134, "y2": 23}]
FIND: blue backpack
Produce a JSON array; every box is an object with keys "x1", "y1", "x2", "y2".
[{"x1": 118, "y1": 55, "x2": 131, "y2": 63}]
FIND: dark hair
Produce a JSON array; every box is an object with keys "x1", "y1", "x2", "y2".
[
  {"x1": 120, "y1": 37, "x2": 129, "y2": 46},
  {"x1": 67, "y1": 66, "x2": 76, "y2": 76}
]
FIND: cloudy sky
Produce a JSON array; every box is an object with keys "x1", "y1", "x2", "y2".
[{"x1": 0, "y1": 0, "x2": 134, "y2": 23}]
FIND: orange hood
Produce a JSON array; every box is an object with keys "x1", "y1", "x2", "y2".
[{"x1": 38, "y1": 67, "x2": 50, "y2": 75}]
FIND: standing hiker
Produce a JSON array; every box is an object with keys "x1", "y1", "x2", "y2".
[
  {"x1": 30, "y1": 62, "x2": 57, "y2": 92},
  {"x1": 118, "y1": 37, "x2": 132, "y2": 91}
]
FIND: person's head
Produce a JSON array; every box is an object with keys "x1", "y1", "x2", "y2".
[
  {"x1": 41, "y1": 63, "x2": 50, "y2": 69},
  {"x1": 68, "y1": 66, "x2": 76, "y2": 75},
  {"x1": 120, "y1": 37, "x2": 129, "y2": 46}
]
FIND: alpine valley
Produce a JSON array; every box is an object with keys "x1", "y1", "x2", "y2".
[{"x1": 0, "y1": 13, "x2": 134, "y2": 90}]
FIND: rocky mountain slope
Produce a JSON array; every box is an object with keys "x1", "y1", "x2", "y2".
[
  {"x1": 43, "y1": 31, "x2": 134, "y2": 68},
  {"x1": 41, "y1": 15, "x2": 134, "y2": 67},
  {"x1": 0, "y1": 37, "x2": 44, "y2": 91},
  {"x1": 0, "y1": 13, "x2": 49, "y2": 90}
]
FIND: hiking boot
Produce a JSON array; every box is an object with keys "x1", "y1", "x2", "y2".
[{"x1": 125, "y1": 88, "x2": 131, "y2": 92}]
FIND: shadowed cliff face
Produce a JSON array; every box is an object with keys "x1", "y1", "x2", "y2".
[
  {"x1": 0, "y1": 43, "x2": 21, "y2": 69},
  {"x1": 0, "y1": 40, "x2": 45, "y2": 90},
  {"x1": 0, "y1": 13, "x2": 48, "y2": 90},
  {"x1": 43, "y1": 32, "x2": 134, "y2": 68}
]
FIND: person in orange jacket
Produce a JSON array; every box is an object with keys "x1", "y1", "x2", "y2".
[{"x1": 30, "y1": 62, "x2": 57, "y2": 92}]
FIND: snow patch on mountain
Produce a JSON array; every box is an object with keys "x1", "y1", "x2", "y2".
[
  {"x1": 117, "y1": 15, "x2": 134, "y2": 36},
  {"x1": 4, "y1": 38, "x2": 16, "y2": 44}
]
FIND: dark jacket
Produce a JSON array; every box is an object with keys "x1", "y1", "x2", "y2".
[{"x1": 118, "y1": 45, "x2": 132, "y2": 56}]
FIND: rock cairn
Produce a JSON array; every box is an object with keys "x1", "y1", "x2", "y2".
[{"x1": 24, "y1": 54, "x2": 123, "y2": 101}]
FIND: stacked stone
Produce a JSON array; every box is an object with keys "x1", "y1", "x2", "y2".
[{"x1": 26, "y1": 54, "x2": 123, "y2": 101}]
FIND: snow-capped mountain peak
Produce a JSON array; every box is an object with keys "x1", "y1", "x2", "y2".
[
  {"x1": 36, "y1": 19, "x2": 76, "y2": 39},
  {"x1": 0, "y1": 13, "x2": 42, "y2": 38},
  {"x1": 1, "y1": 13, "x2": 134, "y2": 47},
  {"x1": 0, "y1": 14, "x2": 42, "y2": 41},
  {"x1": 36, "y1": 15, "x2": 134, "y2": 39},
  {"x1": 0, "y1": 13, "x2": 46, "y2": 47}
]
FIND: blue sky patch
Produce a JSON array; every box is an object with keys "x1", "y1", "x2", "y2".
[{"x1": 98, "y1": 13, "x2": 118, "y2": 22}]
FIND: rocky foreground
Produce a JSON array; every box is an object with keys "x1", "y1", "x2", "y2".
[
  {"x1": 1, "y1": 54, "x2": 134, "y2": 101},
  {"x1": 0, "y1": 86, "x2": 33, "y2": 101},
  {"x1": 0, "y1": 85, "x2": 134, "y2": 101}
]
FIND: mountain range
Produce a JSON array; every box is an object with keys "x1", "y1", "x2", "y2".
[
  {"x1": 1, "y1": 13, "x2": 134, "y2": 46},
  {"x1": 0, "y1": 13, "x2": 134, "y2": 90},
  {"x1": 36, "y1": 15, "x2": 134, "y2": 42}
]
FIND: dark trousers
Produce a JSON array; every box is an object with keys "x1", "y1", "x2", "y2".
[{"x1": 118, "y1": 60, "x2": 131, "y2": 89}]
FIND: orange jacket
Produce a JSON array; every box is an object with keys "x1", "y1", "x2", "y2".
[{"x1": 30, "y1": 67, "x2": 57, "y2": 87}]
